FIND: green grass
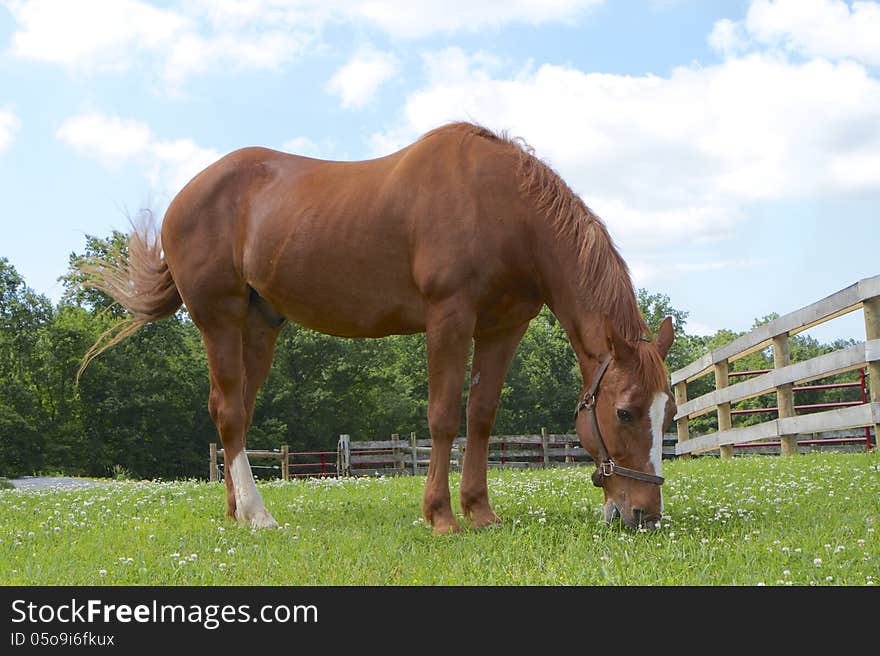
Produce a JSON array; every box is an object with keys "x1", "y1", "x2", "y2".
[{"x1": 1, "y1": 452, "x2": 878, "y2": 586}]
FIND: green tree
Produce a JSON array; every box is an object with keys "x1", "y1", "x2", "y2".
[
  {"x1": 57, "y1": 234, "x2": 214, "y2": 479},
  {"x1": 0, "y1": 258, "x2": 52, "y2": 477},
  {"x1": 494, "y1": 306, "x2": 580, "y2": 434}
]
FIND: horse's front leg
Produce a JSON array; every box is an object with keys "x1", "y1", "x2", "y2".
[
  {"x1": 460, "y1": 323, "x2": 529, "y2": 528},
  {"x1": 422, "y1": 301, "x2": 476, "y2": 535}
]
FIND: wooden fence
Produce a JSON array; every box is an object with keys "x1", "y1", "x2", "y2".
[
  {"x1": 209, "y1": 431, "x2": 678, "y2": 480},
  {"x1": 670, "y1": 275, "x2": 880, "y2": 457}
]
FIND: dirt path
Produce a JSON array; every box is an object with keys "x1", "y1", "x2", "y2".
[{"x1": 5, "y1": 476, "x2": 110, "y2": 491}]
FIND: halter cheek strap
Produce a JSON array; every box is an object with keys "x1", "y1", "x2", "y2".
[{"x1": 574, "y1": 356, "x2": 665, "y2": 488}]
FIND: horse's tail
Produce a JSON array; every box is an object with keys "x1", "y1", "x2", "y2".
[{"x1": 75, "y1": 211, "x2": 183, "y2": 382}]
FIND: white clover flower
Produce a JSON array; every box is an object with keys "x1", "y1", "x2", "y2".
[{"x1": 813, "y1": 558, "x2": 822, "y2": 566}]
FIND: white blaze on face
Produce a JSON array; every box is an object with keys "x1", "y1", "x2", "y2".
[{"x1": 648, "y1": 391, "x2": 667, "y2": 510}]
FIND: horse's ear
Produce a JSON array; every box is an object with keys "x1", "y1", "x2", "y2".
[
  {"x1": 656, "y1": 316, "x2": 674, "y2": 360},
  {"x1": 604, "y1": 315, "x2": 635, "y2": 361}
]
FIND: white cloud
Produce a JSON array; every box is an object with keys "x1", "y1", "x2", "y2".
[
  {"x1": 4, "y1": 0, "x2": 605, "y2": 85},
  {"x1": 684, "y1": 320, "x2": 717, "y2": 337},
  {"x1": 4, "y1": 0, "x2": 310, "y2": 85},
  {"x1": 160, "y1": 29, "x2": 307, "y2": 86},
  {"x1": 5, "y1": 0, "x2": 186, "y2": 69},
  {"x1": 708, "y1": 18, "x2": 750, "y2": 58},
  {"x1": 370, "y1": 45, "x2": 880, "y2": 284},
  {"x1": 282, "y1": 136, "x2": 322, "y2": 157},
  {"x1": 0, "y1": 108, "x2": 21, "y2": 151},
  {"x1": 145, "y1": 137, "x2": 220, "y2": 197},
  {"x1": 712, "y1": 0, "x2": 880, "y2": 67},
  {"x1": 353, "y1": 0, "x2": 605, "y2": 39},
  {"x1": 56, "y1": 112, "x2": 219, "y2": 197},
  {"x1": 326, "y1": 47, "x2": 399, "y2": 109},
  {"x1": 56, "y1": 113, "x2": 152, "y2": 164},
  {"x1": 629, "y1": 253, "x2": 762, "y2": 281}
]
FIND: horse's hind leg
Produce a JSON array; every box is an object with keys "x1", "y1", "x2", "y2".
[
  {"x1": 461, "y1": 323, "x2": 529, "y2": 528},
  {"x1": 202, "y1": 302, "x2": 279, "y2": 528},
  {"x1": 242, "y1": 295, "x2": 285, "y2": 430}
]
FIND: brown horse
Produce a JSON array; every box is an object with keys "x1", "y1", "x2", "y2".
[{"x1": 77, "y1": 122, "x2": 676, "y2": 533}]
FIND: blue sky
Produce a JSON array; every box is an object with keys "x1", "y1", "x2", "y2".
[{"x1": 1, "y1": 0, "x2": 878, "y2": 345}]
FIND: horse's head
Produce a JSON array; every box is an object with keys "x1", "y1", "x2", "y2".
[{"x1": 575, "y1": 316, "x2": 676, "y2": 531}]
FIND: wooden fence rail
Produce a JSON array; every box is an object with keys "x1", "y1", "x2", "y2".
[
  {"x1": 209, "y1": 433, "x2": 679, "y2": 481},
  {"x1": 670, "y1": 275, "x2": 880, "y2": 457}
]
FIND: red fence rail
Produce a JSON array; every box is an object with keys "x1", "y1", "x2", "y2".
[{"x1": 726, "y1": 367, "x2": 872, "y2": 450}]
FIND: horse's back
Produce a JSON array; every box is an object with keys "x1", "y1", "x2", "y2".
[{"x1": 162, "y1": 129, "x2": 537, "y2": 337}]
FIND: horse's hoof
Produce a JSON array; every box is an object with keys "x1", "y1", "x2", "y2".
[
  {"x1": 238, "y1": 508, "x2": 279, "y2": 529},
  {"x1": 469, "y1": 514, "x2": 502, "y2": 530},
  {"x1": 431, "y1": 520, "x2": 462, "y2": 536},
  {"x1": 470, "y1": 510, "x2": 502, "y2": 529}
]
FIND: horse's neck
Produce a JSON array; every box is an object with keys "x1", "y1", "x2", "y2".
[
  {"x1": 532, "y1": 214, "x2": 641, "y2": 378},
  {"x1": 556, "y1": 306, "x2": 612, "y2": 383}
]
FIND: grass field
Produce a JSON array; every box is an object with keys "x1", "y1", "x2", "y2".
[{"x1": 1, "y1": 451, "x2": 877, "y2": 586}]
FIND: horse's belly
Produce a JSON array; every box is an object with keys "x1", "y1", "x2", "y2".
[
  {"x1": 253, "y1": 265, "x2": 426, "y2": 338},
  {"x1": 280, "y1": 296, "x2": 426, "y2": 338}
]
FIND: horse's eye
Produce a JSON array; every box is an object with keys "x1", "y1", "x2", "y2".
[{"x1": 617, "y1": 409, "x2": 633, "y2": 423}]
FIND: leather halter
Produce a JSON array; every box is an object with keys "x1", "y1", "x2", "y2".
[{"x1": 574, "y1": 355, "x2": 665, "y2": 488}]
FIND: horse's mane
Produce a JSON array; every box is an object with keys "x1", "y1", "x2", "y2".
[{"x1": 419, "y1": 122, "x2": 654, "y2": 355}]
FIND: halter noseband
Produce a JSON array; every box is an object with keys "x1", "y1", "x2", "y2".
[{"x1": 574, "y1": 355, "x2": 665, "y2": 488}]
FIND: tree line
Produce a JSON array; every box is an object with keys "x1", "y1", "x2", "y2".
[{"x1": 0, "y1": 232, "x2": 862, "y2": 480}]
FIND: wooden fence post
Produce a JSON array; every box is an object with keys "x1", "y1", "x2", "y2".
[
  {"x1": 209, "y1": 442, "x2": 218, "y2": 482},
  {"x1": 674, "y1": 381, "x2": 690, "y2": 460},
  {"x1": 451, "y1": 439, "x2": 462, "y2": 470},
  {"x1": 773, "y1": 334, "x2": 797, "y2": 456},
  {"x1": 864, "y1": 297, "x2": 880, "y2": 446},
  {"x1": 410, "y1": 432, "x2": 418, "y2": 475},
  {"x1": 391, "y1": 433, "x2": 402, "y2": 471},
  {"x1": 715, "y1": 360, "x2": 733, "y2": 459},
  {"x1": 541, "y1": 427, "x2": 549, "y2": 468},
  {"x1": 280, "y1": 445, "x2": 289, "y2": 481},
  {"x1": 337, "y1": 434, "x2": 351, "y2": 477}
]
